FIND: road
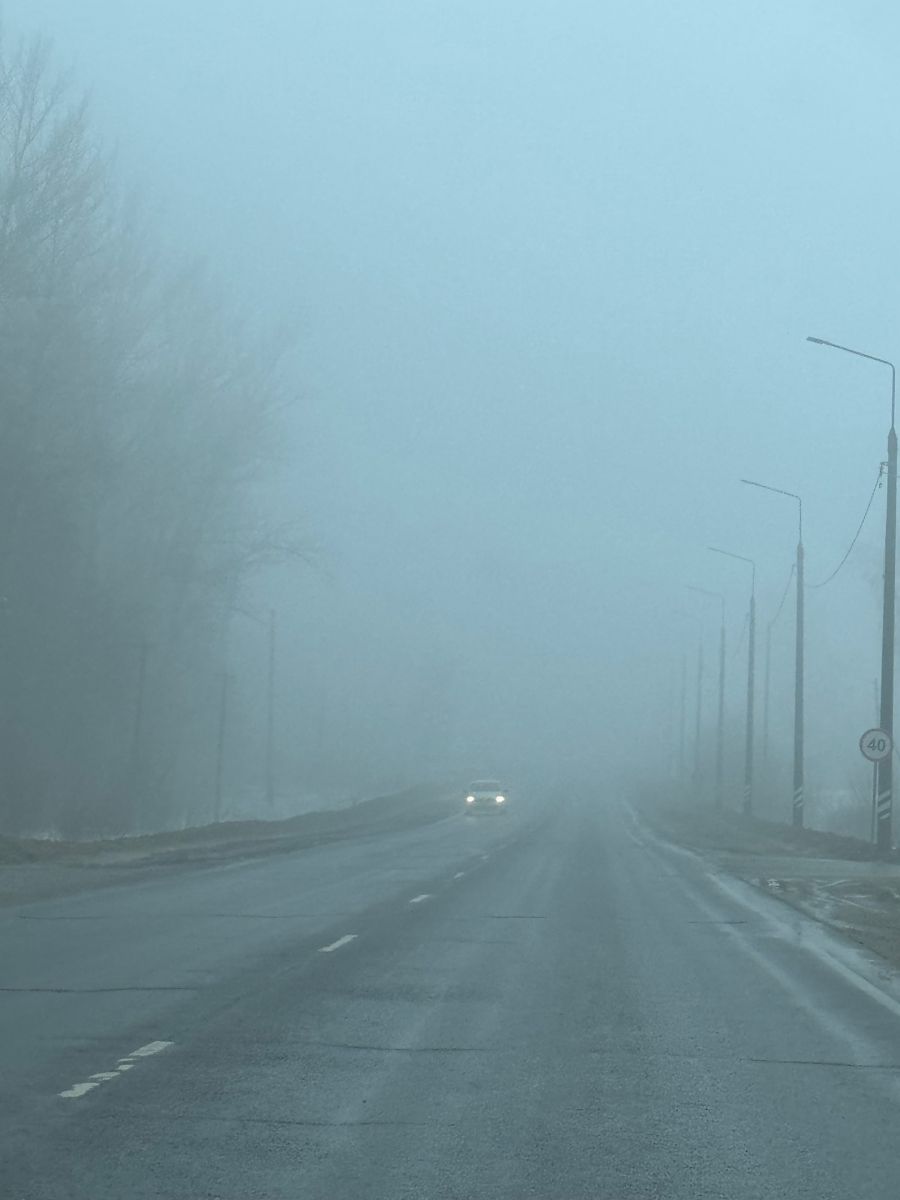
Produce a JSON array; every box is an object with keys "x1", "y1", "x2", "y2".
[{"x1": 4, "y1": 795, "x2": 900, "y2": 1197}]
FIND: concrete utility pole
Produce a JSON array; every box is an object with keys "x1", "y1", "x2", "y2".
[
  {"x1": 724, "y1": 609, "x2": 729, "y2": 806},
  {"x1": 128, "y1": 638, "x2": 151, "y2": 832},
  {"x1": 710, "y1": 548, "x2": 756, "y2": 814},
  {"x1": 694, "y1": 638, "x2": 704, "y2": 795},
  {"x1": 741, "y1": 480, "x2": 805, "y2": 828},
  {"x1": 688, "y1": 587, "x2": 726, "y2": 809},
  {"x1": 229, "y1": 604, "x2": 279, "y2": 809},
  {"x1": 763, "y1": 621, "x2": 771, "y2": 763},
  {"x1": 679, "y1": 652, "x2": 687, "y2": 784},
  {"x1": 130, "y1": 639, "x2": 149, "y2": 778},
  {"x1": 795, "y1": 536, "x2": 805, "y2": 828},
  {"x1": 747, "y1": 583, "x2": 756, "y2": 815},
  {"x1": 265, "y1": 609, "x2": 276, "y2": 807},
  {"x1": 808, "y1": 337, "x2": 896, "y2": 852},
  {"x1": 214, "y1": 672, "x2": 229, "y2": 823},
  {"x1": 871, "y1": 679, "x2": 880, "y2": 843}
]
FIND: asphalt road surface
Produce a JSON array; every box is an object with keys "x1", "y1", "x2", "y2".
[{"x1": 5, "y1": 795, "x2": 900, "y2": 1197}]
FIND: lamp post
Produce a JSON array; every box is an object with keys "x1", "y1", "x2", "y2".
[
  {"x1": 676, "y1": 612, "x2": 704, "y2": 800},
  {"x1": 266, "y1": 609, "x2": 276, "y2": 807},
  {"x1": 763, "y1": 619, "x2": 772, "y2": 762},
  {"x1": 742, "y1": 480, "x2": 804, "y2": 828},
  {"x1": 213, "y1": 671, "x2": 230, "y2": 823},
  {"x1": 807, "y1": 336, "x2": 896, "y2": 851},
  {"x1": 229, "y1": 604, "x2": 279, "y2": 809},
  {"x1": 679, "y1": 652, "x2": 687, "y2": 784},
  {"x1": 710, "y1": 548, "x2": 756, "y2": 814},
  {"x1": 669, "y1": 612, "x2": 703, "y2": 799},
  {"x1": 688, "y1": 586, "x2": 726, "y2": 809}
]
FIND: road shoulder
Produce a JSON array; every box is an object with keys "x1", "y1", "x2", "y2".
[{"x1": 635, "y1": 800, "x2": 900, "y2": 972}]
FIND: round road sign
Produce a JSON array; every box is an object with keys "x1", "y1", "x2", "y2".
[{"x1": 859, "y1": 728, "x2": 893, "y2": 763}]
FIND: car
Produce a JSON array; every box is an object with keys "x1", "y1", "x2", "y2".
[{"x1": 464, "y1": 779, "x2": 508, "y2": 815}]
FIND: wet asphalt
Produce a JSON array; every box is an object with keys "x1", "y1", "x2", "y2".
[{"x1": 4, "y1": 795, "x2": 900, "y2": 1198}]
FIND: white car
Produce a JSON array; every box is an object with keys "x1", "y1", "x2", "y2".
[{"x1": 464, "y1": 779, "x2": 508, "y2": 815}]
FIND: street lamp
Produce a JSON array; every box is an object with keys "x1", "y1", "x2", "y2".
[
  {"x1": 807, "y1": 335, "x2": 896, "y2": 852},
  {"x1": 709, "y1": 547, "x2": 756, "y2": 813},
  {"x1": 229, "y1": 605, "x2": 278, "y2": 809},
  {"x1": 688, "y1": 586, "x2": 726, "y2": 809},
  {"x1": 672, "y1": 610, "x2": 704, "y2": 798},
  {"x1": 741, "y1": 479, "x2": 804, "y2": 828},
  {"x1": 680, "y1": 652, "x2": 687, "y2": 783}
]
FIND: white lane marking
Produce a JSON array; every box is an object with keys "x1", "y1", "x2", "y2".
[
  {"x1": 59, "y1": 1041, "x2": 173, "y2": 1099},
  {"x1": 127, "y1": 1040, "x2": 174, "y2": 1059},
  {"x1": 637, "y1": 817, "x2": 900, "y2": 1032},
  {"x1": 318, "y1": 934, "x2": 358, "y2": 953},
  {"x1": 409, "y1": 894, "x2": 432, "y2": 904},
  {"x1": 59, "y1": 1081, "x2": 101, "y2": 1099},
  {"x1": 453, "y1": 872, "x2": 466, "y2": 880}
]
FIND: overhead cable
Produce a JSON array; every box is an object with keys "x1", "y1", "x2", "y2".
[
  {"x1": 808, "y1": 467, "x2": 884, "y2": 589},
  {"x1": 769, "y1": 564, "x2": 796, "y2": 628}
]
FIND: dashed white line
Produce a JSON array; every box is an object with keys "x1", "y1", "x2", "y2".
[
  {"x1": 59, "y1": 1081, "x2": 100, "y2": 1099},
  {"x1": 409, "y1": 894, "x2": 432, "y2": 905},
  {"x1": 59, "y1": 1040, "x2": 173, "y2": 1099},
  {"x1": 127, "y1": 1040, "x2": 173, "y2": 1059},
  {"x1": 318, "y1": 934, "x2": 358, "y2": 953},
  {"x1": 453, "y1": 871, "x2": 466, "y2": 880}
]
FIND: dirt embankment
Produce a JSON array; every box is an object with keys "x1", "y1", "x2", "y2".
[
  {"x1": 639, "y1": 803, "x2": 894, "y2": 863},
  {"x1": 0, "y1": 785, "x2": 457, "y2": 907},
  {"x1": 638, "y1": 801, "x2": 900, "y2": 971}
]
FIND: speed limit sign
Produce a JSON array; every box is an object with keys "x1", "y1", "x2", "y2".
[{"x1": 860, "y1": 728, "x2": 893, "y2": 763}]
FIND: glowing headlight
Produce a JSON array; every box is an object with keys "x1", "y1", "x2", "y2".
[
  {"x1": 495, "y1": 795, "x2": 505, "y2": 804},
  {"x1": 466, "y1": 795, "x2": 475, "y2": 803}
]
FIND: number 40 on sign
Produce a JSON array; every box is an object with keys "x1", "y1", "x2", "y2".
[{"x1": 860, "y1": 728, "x2": 893, "y2": 763}]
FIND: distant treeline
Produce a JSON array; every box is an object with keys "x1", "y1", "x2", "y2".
[{"x1": 0, "y1": 35, "x2": 303, "y2": 835}]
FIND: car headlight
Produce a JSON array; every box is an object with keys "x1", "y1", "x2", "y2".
[
  {"x1": 495, "y1": 795, "x2": 505, "y2": 804},
  {"x1": 466, "y1": 796, "x2": 475, "y2": 803}
]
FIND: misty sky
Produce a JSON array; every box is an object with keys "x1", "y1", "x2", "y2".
[{"x1": 5, "y1": 0, "x2": 900, "y2": 792}]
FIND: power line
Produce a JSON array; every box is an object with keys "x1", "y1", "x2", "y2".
[
  {"x1": 770, "y1": 564, "x2": 796, "y2": 628},
  {"x1": 808, "y1": 467, "x2": 884, "y2": 589}
]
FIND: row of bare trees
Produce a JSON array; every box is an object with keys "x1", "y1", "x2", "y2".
[{"x1": 0, "y1": 36, "x2": 301, "y2": 836}]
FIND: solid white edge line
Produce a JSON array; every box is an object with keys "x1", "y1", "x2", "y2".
[
  {"x1": 318, "y1": 934, "x2": 358, "y2": 953},
  {"x1": 627, "y1": 801, "x2": 900, "y2": 1021}
]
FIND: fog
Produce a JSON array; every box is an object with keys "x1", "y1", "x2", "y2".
[{"x1": 2, "y1": 0, "x2": 898, "y2": 834}]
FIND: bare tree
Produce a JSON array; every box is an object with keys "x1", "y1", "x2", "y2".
[{"x1": 0, "y1": 33, "x2": 301, "y2": 836}]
